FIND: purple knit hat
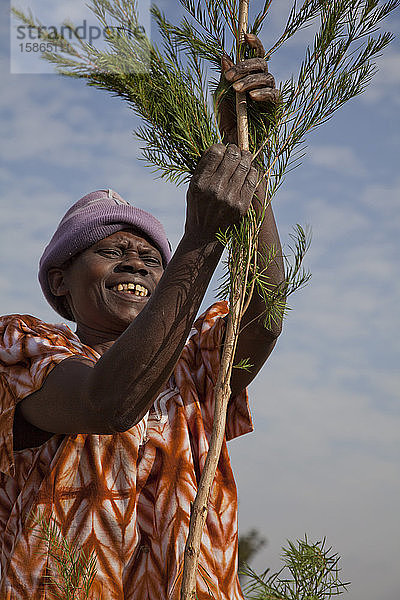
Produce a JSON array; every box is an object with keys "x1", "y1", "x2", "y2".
[{"x1": 39, "y1": 189, "x2": 171, "y2": 320}]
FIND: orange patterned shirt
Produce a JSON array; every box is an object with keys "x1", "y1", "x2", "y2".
[{"x1": 0, "y1": 302, "x2": 253, "y2": 599}]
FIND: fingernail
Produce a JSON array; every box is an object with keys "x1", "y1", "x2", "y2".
[
  {"x1": 221, "y1": 56, "x2": 229, "y2": 71},
  {"x1": 221, "y1": 54, "x2": 233, "y2": 73}
]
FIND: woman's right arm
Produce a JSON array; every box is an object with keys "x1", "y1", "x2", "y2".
[{"x1": 18, "y1": 144, "x2": 258, "y2": 438}]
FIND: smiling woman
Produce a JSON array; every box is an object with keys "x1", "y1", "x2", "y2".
[
  {"x1": 0, "y1": 56, "x2": 285, "y2": 600},
  {"x1": 49, "y1": 230, "x2": 165, "y2": 345},
  {"x1": 38, "y1": 189, "x2": 171, "y2": 322}
]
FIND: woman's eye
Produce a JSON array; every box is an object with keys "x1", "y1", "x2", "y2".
[
  {"x1": 99, "y1": 249, "x2": 121, "y2": 257},
  {"x1": 142, "y1": 256, "x2": 161, "y2": 265}
]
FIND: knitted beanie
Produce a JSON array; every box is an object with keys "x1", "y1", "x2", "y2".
[{"x1": 39, "y1": 189, "x2": 171, "y2": 320}]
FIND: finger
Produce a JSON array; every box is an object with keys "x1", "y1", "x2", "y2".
[
  {"x1": 225, "y1": 151, "x2": 256, "y2": 217},
  {"x1": 244, "y1": 33, "x2": 265, "y2": 58},
  {"x1": 194, "y1": 144, "x2": 226, "y2": 180},
  {"x1": 249, "y1": 88, "x2": 280, "y2": 103},
  {"x1": 241, "y1": 164, "x2": 259, "y2": 203},
  {"x1": 213, "y1": 144, "x2": 244, "y2": 185},
  {"x1": 224, "y1": 58, "x2": 268, "y2": 83},
  {"x1": 235, "y1": 162, "x2": 259, "y2": 214},
  {"x1": 221, "y1": 53, "x2": 234, "y2": 73},
  {"x1": 228, "y1": 150, "x2": 254, "y2": 189},
  {"x1": 232, "y1": 72, "x2": 275, "y2": 93}
]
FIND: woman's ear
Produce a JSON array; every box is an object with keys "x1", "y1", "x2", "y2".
[{"x1": 47, "y1": 268, "x2": 68, "y2": 297}]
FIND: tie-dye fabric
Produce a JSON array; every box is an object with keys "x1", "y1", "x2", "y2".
[{"x1": 0, "y1": 301, "x2": 253, "y2": 599}]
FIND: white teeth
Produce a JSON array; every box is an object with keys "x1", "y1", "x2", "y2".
[{"x1": 112, "y1": 282, "x2": 149, "y2": 296}]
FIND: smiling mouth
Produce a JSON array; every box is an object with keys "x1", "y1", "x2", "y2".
[{"x1": 108, "y1": 282, "x2": 150, "y2": 298}]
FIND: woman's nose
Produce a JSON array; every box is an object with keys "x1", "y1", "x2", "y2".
[{"x1": 114, "y1": 255, "x2": 148, "y2": 275}]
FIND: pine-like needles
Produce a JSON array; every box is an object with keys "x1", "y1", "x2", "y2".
[
  {"x1": 242, "y1": 536, "x2": 350, "y2": 600},
  {"x1": 29, "y1": 511, "x2": 98, "y2": 600}
]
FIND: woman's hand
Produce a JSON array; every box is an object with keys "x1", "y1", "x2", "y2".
[
  {"x1": 184, "y1": 143, "x2": 258, "y2": 244},
  {"x1": 216, "y1": 34, "x2": 280, "y2": 146}
]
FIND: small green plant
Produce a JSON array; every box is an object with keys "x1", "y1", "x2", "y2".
[
  {"x1": 30, "y1": 511, "x2": 98, "y2": 600},
  {"x1": 242, "y1": 536, "x2": 349, "y2": 600}
]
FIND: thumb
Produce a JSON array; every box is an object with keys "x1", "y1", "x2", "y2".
[
  {"x1": 221, "y1": 53, "x2": 234, "y2": 73},
  {"x1": 244, "y1": 33, "x2": 265, "y2": 59}
]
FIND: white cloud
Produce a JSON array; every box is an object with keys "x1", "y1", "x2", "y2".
[
  {"x1": 361, "y1": 178, "x2": 400, "y2": 231},
  {"x1": 362, "y1": 49, "x2": 400, "y2": 105},
  {"x1": 308, "y1": 145, "x2": 367, "y2": 177},
  {"x1": 11, "y1": 0, "x2": 103, "y2": 29},
  {"x1": 0, "y1": 78, "x2": 123, "y2": 164}
]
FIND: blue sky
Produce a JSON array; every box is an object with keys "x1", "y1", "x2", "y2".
[{"x1": 2, "y1": 1, "x2": 400, "y2": 598}]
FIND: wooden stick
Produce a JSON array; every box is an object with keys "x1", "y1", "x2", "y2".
[
  {"x1": 179, "y1": 283, "x2": 244, "y2": 600},
  {"x1": 236, "y1": 0, "x2": 250, "y2": 150},
  {"x1": 180, "y1": 2, "x2": 250, "y2": 598}
]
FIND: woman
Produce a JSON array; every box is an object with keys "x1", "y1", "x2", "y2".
[{"x1": 0, "y1": 49, "x2": 283, "y2": 599}]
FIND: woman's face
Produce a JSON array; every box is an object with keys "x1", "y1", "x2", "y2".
[{"x1": 57, "y1": 229, "x2": 164, "y2": 338}]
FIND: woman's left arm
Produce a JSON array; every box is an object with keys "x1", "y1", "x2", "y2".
[
  {"x1": 229, "y1": 179, "x2": 284, "y2": 397},
  {"x1": 217, "y1": 34, "x2": 285, "y2": 396}
]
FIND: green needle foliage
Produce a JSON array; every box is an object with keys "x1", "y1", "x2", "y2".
[
  {"x1": 30, "y1": 511, "x2": 98, "y2": 600},
  {"x1": 216, "y1": 222, "x2": 311, "y2": 329},
  {"x1": 11, "y1": 0, "x2": 398, "y2": 329},
  {"x1": 233, "y1": 357, "x2": 255, "y2": 371},
  {"x1": 242, "y1": 536, "x2": 350, "y2": 600}
]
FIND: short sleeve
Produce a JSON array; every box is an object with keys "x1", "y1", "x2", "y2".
[
  {"x1": 0, "y1": 315, "x2": 98, "y2": 476},
  {"x1": 177, "y1": 301, "x2": 253, "y2": 441}
]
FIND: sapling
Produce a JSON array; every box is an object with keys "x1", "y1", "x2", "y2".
[
  {"x1": 242, "y1": 536, "x2": 349, "y2": 600},
  {"x1": 29, "y1": 511, "x2": 98, "y2": 600}
]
